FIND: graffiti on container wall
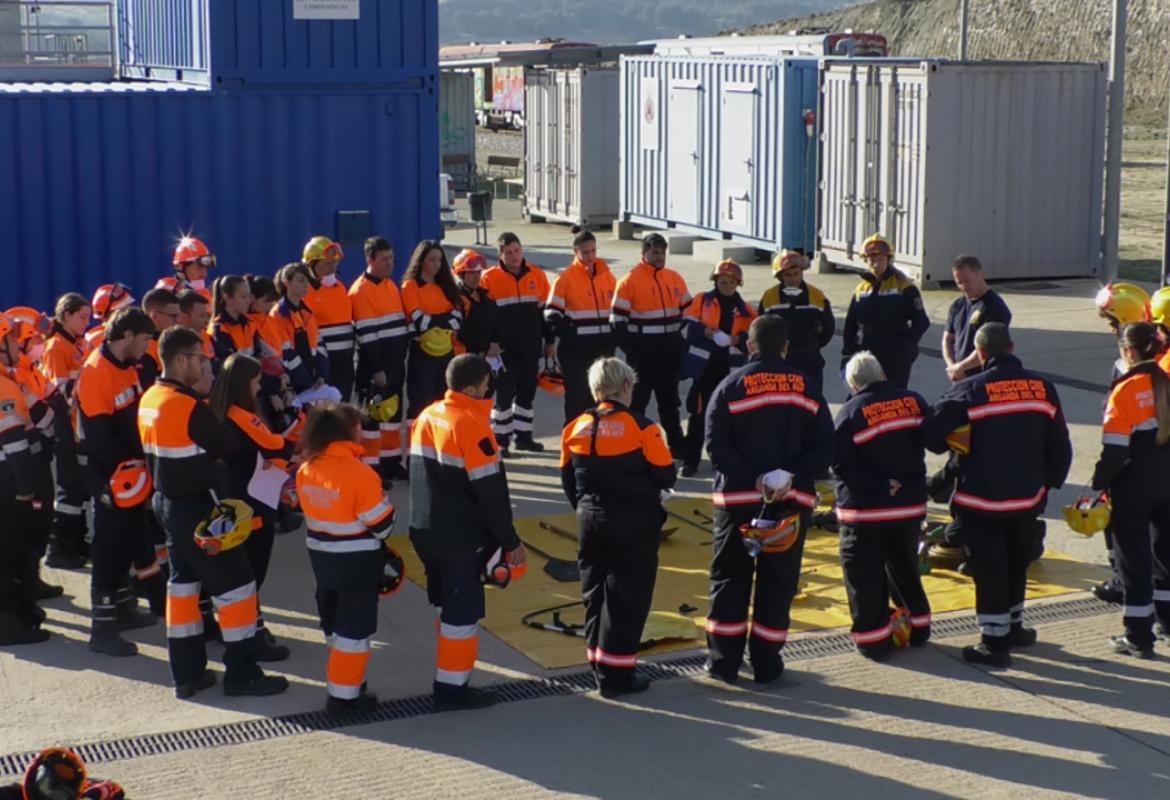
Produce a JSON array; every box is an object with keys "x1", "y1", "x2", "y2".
[
  {"x1": 492, "y1": 67, "x2": 525, "y2": 113},
  {"x1": 441, "y1": 109, "x2": 470, "y2": 153}
]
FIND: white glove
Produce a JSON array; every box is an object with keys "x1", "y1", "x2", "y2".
[
  {"x1": 659, "y1": 489, "x2": 675, "y2": 504},
  {"x1": 486, "y1": 355, "x2": 505, "y2": 374},
  {"x1": 712, "y1": 331, "x2": 732, "y2": 348},
  {"x1": 760, "y1": 468, "x2": 793, "y2": 496}
]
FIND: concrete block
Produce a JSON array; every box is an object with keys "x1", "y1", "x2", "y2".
[
  {"x1": 612, "y1": 219, "x2": 636, "y2": 240},
  {"x1": 691, "y1": 239, "x2": 761, "y2": 264},
  {"x1": 664, "y1": 233, "x2": 703, "y2": 255}
]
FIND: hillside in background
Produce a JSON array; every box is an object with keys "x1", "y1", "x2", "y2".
[
  {"x1": 739, "y1": 0, "x2": 1170, "y2": 118},
  {"x1": 438, "y1": 0, "x2": 850, "y2": 45}
]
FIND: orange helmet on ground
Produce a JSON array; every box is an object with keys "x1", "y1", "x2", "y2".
[
  {"x1": 537, "y1": 357, "x2": 565, "y2": 396},
  {"x1": 22, "y1": 748, "x2": 87, "y2": 800},
  {"x1": 173, "y1": 236, "x2": 216, "y2": 269},
  {"x1": 452, "y1": 248, "x2": 488, "y2": 275},
  {"x1": 91, "y1": 283, "x2": 135, "y2": 321},
  {"x1": 109, "y1": 459, "x2": 153, "y2": 508},
  {"x1": 710, "y1": 260, "x2": 743, "y2": 286}
]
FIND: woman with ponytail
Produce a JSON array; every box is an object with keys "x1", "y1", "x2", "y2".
[{"x1": 1090, "y1": 321, "x2": 1170, "y2": 658}]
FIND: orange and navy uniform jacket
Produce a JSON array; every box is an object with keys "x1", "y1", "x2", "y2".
[
  {"x1": 138, "y1": 337, "x2": 163, "y2": 390},
  {"x1": 137, "y1": 378, "x2": 236, "y2": 499},
  {"x1": 222, "y1": 404, "x2": 292, "y2": 527},
  {"x1": 559, "y1": 401, "x2": 676, "y2": 509},
  {"x1": 5, "y1": 360, "x2": 59, "y2": 454},
  {"x1": 455, "y1": 286, "x2": 500, "y2": 356},
  {"x1": 210, "y1": 312, "x2": 270, "y2": 364},
  {"x1": 408, "y1": 389, "x2": 519, "y2": 554},
  {"x1": 76, "y1": 344, "x2": 144, "y2": 494},
  {"x1": 544, "y1": 257, "x2": 617, "y2": 350},
  {"x1": 841, "y1": 267, "x2": 930, "y2": 368},
  {"x1": 610, "y1": 261, "x2": 691, "y2": 354},
  {"x1": 0, "y1": 372, "x2": 36, "y2": 497},
  {"x1": 758, "y1": 280, "x2": 835, "y2": 363},
  {"x1": 924, "y1": 354, "x2": 1072, "y2": 515},
  {"x1": 682, "y1": 290, "x2": 757, "y2": 380},
  {"x1": 296, "y1": 440, "x2": 395, "y2": 554},
  {"x1": 832, "y1": 381, "x2": 930, "y2": 524},
  {"x1": 83, "y1": 324, "x2": 106, "y2": 357},
  {"x1": 263, "y1": 299, "x2": 331, "y2": 393},
  {"x1": 401, "y1": 279, "x2": 463, "y2": 340},
  {"x1": 481, "y1": 261, "x2": 553, "y2": 355},
  {"x1": 41, "y1": 324, "x2": 86, "y2": 398},
  {"x1": 305, "y1": 279, "x2": 354, "y2": 359},
  {"x1": 706, "y1": 354, "x2": 834, "y2": 511},
  {"x1": 1091, "y1": 362, "x2": 1170, "y2": 502},
  {"x1": 349, "y1": 271, "x2": 409, "y2": 379}
]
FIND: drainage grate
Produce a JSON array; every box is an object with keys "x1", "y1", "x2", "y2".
[{"x1": 0, "y1": 594, "x2": 1116, "y2": 777}]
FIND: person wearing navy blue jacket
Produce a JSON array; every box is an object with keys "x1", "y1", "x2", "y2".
[
  {"x1": 703, "y1": 315, "x2": 834, "y2": 685},
  {"x1": 834, "y1": 351, "x2": 932, "y2": 660},
  {"x1": 924, "y1": 323, "x2": 1072, "y2": 668}
]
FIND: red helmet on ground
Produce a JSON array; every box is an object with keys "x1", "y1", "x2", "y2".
[
  {"x1": 91, "y1": 283, "x2": 135, "y2": 321},
  {"x1": 710, "y1": 259, "x2": 743, "y2": 286},
  {"x1": 22, "y1": 748, "x2": 87, "y2": 800},
  {"x1": 173, "y1": 236, "x2": 216, "y2": 269},
  {"x1": 109, "y1": 459, "x2": 153, "y2": 509},
  {"x1": 452, "y1": 248, "x2": 488, "y2": 275}
]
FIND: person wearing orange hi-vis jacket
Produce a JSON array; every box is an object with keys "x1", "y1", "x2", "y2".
[
  {"x1": 297, "y1": 402, "x2": 397, "y2": 717},
  {"x1": 410, "y1": 354, "x2": 526, "y2": 711}
]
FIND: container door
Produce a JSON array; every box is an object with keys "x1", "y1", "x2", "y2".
[
  {"x1": 524, "y1": 75, "x2": 545, "y2": 212},
  {"x1": 880, "y1": 67, "x2": 927, "y2": 267},
  {"x1": 543, "y1": 75, "x2": 560, "y2": 215},
  {"x1": 719, "y1": 84, "x2": 757, "y2": 236},
  {"x1": 562, "y1": 71, "x2": 579, "y2": 218},
  {"x1": 856, "y1": 65, "x2": 883, "y2": 247},
  {"x1": 818, "y1": 65, "x2": 860, "y2": 255},
  {"x1": 668, "y1": 80, "x2": 702, "y2": 225}
]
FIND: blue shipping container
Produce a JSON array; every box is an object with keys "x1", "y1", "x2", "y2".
[
  {"x1": 620, "y1": 55, "x2": 819, "y2": 253},
  {"x1": 0, "y1": 83, "x2": 440, "y2": 309}
]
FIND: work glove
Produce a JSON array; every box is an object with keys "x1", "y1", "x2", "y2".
[{"x1": 712, "y1": 331, "x2": 732, "y2": 348}]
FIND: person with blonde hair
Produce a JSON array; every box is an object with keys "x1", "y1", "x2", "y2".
[{"x1": 560, "y1": 356, "x2": 676, "y2": 697}]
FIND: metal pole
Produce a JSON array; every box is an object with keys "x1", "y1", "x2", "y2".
[
  {"x1": 959, "y1": 0, "x2": 970, "y2": 60},
  {"x1": 1163, "y1": 87, "x2": 1170, "y2": 285},
  {"x1": 1102, "y1": 0, "x2": 1127, "y2": 284}
]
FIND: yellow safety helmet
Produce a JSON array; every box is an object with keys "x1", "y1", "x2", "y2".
[
  {"x1": 1149, "y1": 287, "x2": 1170, "y2": 327},
  {"x1": 945, "y1": 424, "x2": 971, "y2": 456},
  {"x1": 1095, "y1": 282, "x2": 1149, "y2": 327},
  {"x1": 1063, "y1": 492, "x2": 1110, "y2": 536},
  {"x1": 862, "y1": 234, "x2": 893, "y2": 257},
  {"x1": 419, "y1": 327, "x2": 455, "y2": 357},
  {"x1": 368, "y1": 394, "x2": 400, "y2": 423},
  {"x1": 771, "y1": 249, "x2": 807, "y2": 276},
  {"x1": 194, "y1": 498, "x2": 254, "y2": 555},
  {"x1": 302, "y1": 235, "x2": 343, "y2": 264}
]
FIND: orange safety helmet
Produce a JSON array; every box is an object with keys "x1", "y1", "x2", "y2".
[
  {"x1": 452, "y1": 248, "x2": 488, "y2": 275},
  {"x1": 739, "y1": 511, "x2": 801, "y2": 557},
  {"x1": 710, "y1": 259, "x2": 744, "y2": 286},
  {"x1": 22, "y1": 748, "x2": 88, "y2": 800},
  {"x1": 380, "y1": 545, "x2": 407, "y2": 597},
  {"x1": 173, "y1": 236, "x2": 216, "y2": 269},
  {"x1": 109, "y1": 459, "x2": 153, "y2": 509},
  {"x1": 91, "y1": 283, "x2": 135, "y2": 321},
  {"x1": 5, "y1": 306, "x2": 50, "y2": 343},
  {"x1": 771, "y1": 249, "x2": 807, "y2": 276},
  {"x1": 537, "y1": 357, "x2": 566, "y2": 396}
]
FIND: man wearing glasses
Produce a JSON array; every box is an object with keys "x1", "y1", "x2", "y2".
[
  {"x1": 139, "y1": 288, "x2": 182, "y2": 389},
  {"x1": 840, "y1": 234, "x2": 931, "y2": 390}
]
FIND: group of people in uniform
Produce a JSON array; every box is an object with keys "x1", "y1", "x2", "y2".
[{"x1": 0, "y1": 225, "x2": 1166, "y2": 717}]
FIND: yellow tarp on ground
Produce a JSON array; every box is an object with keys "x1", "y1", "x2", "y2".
[{"x1": 392, "y1": 497, "x2": 1108, "y2": 669}]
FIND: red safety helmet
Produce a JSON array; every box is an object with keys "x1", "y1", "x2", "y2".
[
  {"x1": 452, "y1": 248, "x2": 488, "y2": 275},
  {"x1": 22, "y1": 748, "x2": 87, "y2": 800},
  {"x1": 537, "y1": 357, "x2": 566, "y2": 396},
  {"x1": 739, "y1": 511, "x2": 801, "y2": 557},
  {"x1": 380, "y1": 545, "x2": 407, "y2": 597},
  {"x1": 109, "y1": 459, "x2": 153, "y2": 509},
  {"x1": 91, "y1": 283, "x2": 135, "y2": 322},
  {"x1": 482, "y1": 546, "x2": 525, "y2": 588},
  {"x1": 710, "y1": 259, "x2": 743, "y2": 287},
  {"x1": 173, "y1": 236, "x2": 216, "y2": 269}
]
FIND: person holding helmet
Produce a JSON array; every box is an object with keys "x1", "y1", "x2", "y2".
[
  {"x1": 560, "y1": 357, "x2": 677, "y2": 697},
  {"x1": 296, "y1": 402, "x2": 397, "y2": 715},
  {"x1": 834, "y1": 351, "x2": 932, "y2": 660},
  {"x1": 759, "y1": 250, "x2": 834, "y2": 395},
  {"x1": 703, "y1": 315, "x2": 834, "y2": 685},
  {"x1": 139, "y1": 326, "x2": 289, "y2": 699},
  {"x1": 943, "y1": 255, "x2": 1012, "y2": 383},
  {"x1": 163, "y1": 236, "x2": 216, "y2": 300},
  {"x1": 349, "y1": 237, "x2": 410, "y2": 484},
  {"x1": 610, "y1": 233, "x2": 692, "y2": 455},
  {"x1": 482, "y1": 232, "x2": 553, "y2": 454},
  {"x1": 409, "y1": 354, "x2": 526, "y2": 711},
  {"x1": 402, "y1": 240, "x2": 464, "y2": 426},
  {"x1": 76, "y1": 307, "x2": 159, "y2": 657},
  {"x1": 452, "y1": 249, "x2": 502, "y2": 360},
  {"x1": 679, "y1": 260, "x2": 757, "y2": 478},
  {"x1": 1088, "y1": 322, "x2": 1170, "y2": 658},
  {"x1": 545, "y1": 228, "x2": 617, "y2": 424},
  {"x1": 84, "y1": 283, "x2": 135, "y2": 355},
  {"x1": 41, "y1": 293, "x2": 93, "y2": 569},
  {"x1": 263, "y1": 263, "x2": 337, "y2": 401},
  {"x1": 303, "y1": 236, "x2": 355, "y2": 402},
  {"x1": 841, "y1": 234, "x2": 930, "y2": 390},
  {"x1": 924, "y1": 323, "x2": 1072, "y2": 667}
]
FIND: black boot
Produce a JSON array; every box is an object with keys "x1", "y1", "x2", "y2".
[
  {"x1": 326, "y1": 689, "x2": 379, "y2": 717},
  {"x1": 385, "y1": 462, "x2": 410, "y2": 481},
  {"x1": 29, "y1": 575, "x2": 64, "y2": 600},
  {"x1": 45, "y1": 540, "x2": 87, "y2": 570},
  {"x1": 15, "y1": 599, "x2": 47, "y2": 628},
  {"x1": 1111, "y1": 635, "x2": 1155, "y2": 659},
  {"x1": 432, "y1": 682, "x2": 497, "y2": 711},
  {"x1": 255, "y1": 626, "x2": 291, "y2": 662},
  {"x1": 1008, "y1": 626, "x2": 1038, "y2": 648},
  {"x1": 175, "y1": 669, "x2": 217, "y2": 700},
  {"x1": 223, "y1": 671, "x2": 290, "y2": 697},
  {"x1": 598, "y1": 672, "x2": 651, "y2": 699},
  {"x1": 962, "y1": 643, "x2": 1011, "y2": 668},
  {"x1": 1091, "y1": 580, "x2": 1124, "y2": 605},
  {"x1": 0, "y1": 612, "x2": 50, "y2": 645},
  {"x1": 116, "y1": 585, "x2": 158, "y2": 630},
  {"x1": 89, "y1": 593, "x2": 137, "y2": 657},
  {"x1": 512, "y1": 433, "x2": 545, "y2": 453}
]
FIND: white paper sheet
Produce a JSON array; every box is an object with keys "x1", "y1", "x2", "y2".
[{"x1": 247, "y1": 453, "x2": 289, "y2": 511}]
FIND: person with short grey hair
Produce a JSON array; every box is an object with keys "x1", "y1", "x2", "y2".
[
  {"x1": 833, "y1": 351, "x2": 933, "y2": 660},
  {"x1": 560, "y1": 356, "x2": 676, "y2": 698}
]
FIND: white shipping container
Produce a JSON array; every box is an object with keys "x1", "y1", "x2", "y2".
[
  {"x1": 523, "y1": 67, "x2": 621, "y2": 228},
  {"x1": 818, "y1": 60, "x2": 1107, "y2": 283},
  {"x1": 439, "y1": 70, "x2": 477, "y2": 188}
]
